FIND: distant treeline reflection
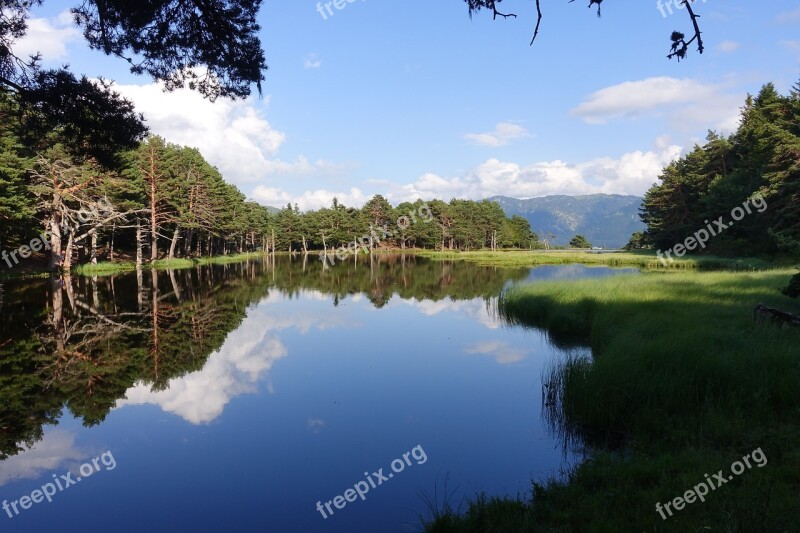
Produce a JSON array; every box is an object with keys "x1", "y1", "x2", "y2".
[{"x1": 0, "y1": 255, "x2": 528, "y2": 459}]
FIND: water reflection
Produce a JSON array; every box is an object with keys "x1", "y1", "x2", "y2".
[
  {"x1": 0, "y1": 255, "x2": 636, "y2": 532},
  {"x1": 0, "y1": 255, "x2": 529, "y2": 458},
  {"x1": 0, "y1": 431, "x2": 85, "y2": 487}
]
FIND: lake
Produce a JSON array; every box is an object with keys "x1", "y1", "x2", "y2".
[{"x1": 0, "y1": 255, "x2": 636, "y2": 532}]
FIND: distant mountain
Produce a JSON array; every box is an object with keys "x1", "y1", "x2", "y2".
[{"x1": 488, "y1": 194, "x2": 645, "y2": 249}]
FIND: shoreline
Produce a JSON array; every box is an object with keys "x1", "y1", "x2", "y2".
[
  {"x1": 0, "y1": 249, "x2": 785, "y2": 281},
  {"x1": 425, "y1": 268, "x2": 800, "y2": 530}
]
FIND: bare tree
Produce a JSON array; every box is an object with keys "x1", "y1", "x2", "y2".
[
  {"x1": 30, "y1": 154, "x2": 148, "y2": 271},
  {"x1": 465, "y1": 0, "x2": 704, "y2": 59}
]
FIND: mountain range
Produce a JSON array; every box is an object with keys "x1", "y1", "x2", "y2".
[{"x1": 489, "y1": 194, "x2": 645, "y2": 249}]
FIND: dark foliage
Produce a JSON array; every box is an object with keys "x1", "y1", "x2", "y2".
[
  {"x1": 0, "y1": 0, "x2": 268, "y2": 166},
  {"x1": 783, "y1": 271, "x2": 800, "y2": 299},
  {"x1": 71, "y1": 0, "x2": 267, "y2": 100}
]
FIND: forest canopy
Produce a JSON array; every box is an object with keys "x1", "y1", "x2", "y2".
[
  {"x1": 639, "y1": 80, "x2": 800, "y2": 256},
  {"x1": 0, "y1": 0, "x2": 268, "y2": 165},
  {"x1": 0, "y1": 96, "x2": 540, "y2": 273}
]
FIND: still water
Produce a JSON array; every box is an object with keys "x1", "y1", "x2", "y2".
[{"x1": 0, "y1": 255, "x2": 635, "y2": 532}]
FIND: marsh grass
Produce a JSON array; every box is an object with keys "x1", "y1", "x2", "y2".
[
  {"x1": 73, "y1": 252, "x2": 268, "y2": 276},
  {"x1": 417, "y1": 250, "x2": 772, "y2": 271},
  {"x1": 426, "y1": 269, "x2": 800, "y2": 531}
]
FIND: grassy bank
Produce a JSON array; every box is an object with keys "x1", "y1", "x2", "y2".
[
  {"x1": 417, "y1": 250, "x2": 773, "y2": 271},
  {"x1": 426, "y1": 269, "x2": 800, "y2": 531},
  {"x1": 73, "y1": 252, "x2": 268, "y2": 276},
  {"x1": 4, "y1": 250, "x2": 775, "y2": 279}
]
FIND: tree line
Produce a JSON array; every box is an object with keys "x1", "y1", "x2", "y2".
[
  {"x1": 635, "y1": 79, "x2": 800, "y2": 257},
  {"x1": 1, "y1": 95, "x2": 539, "y2": 272}
]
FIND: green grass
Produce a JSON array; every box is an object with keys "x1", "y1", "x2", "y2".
[
  {"x1": 425, "y1": 269, "x2": 800, "y2": 532},
  {"x1": 73, "y1": 252, "x2": 268, "y2": 276},
  {"x1": 416, "y1": 250, "x2": 772, "y2": 271}
]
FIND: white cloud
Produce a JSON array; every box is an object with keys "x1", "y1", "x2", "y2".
[
  {"x1": 117, "y1": 306, "x2": 288, "y2": 424},
  {"x1": 115, "y1": 82, "x2": 284, "y2": 186},
  {"x1": 260, "y1": 156, "x2": 355, "y2": 178},
  {"x1": 464, "y1": 341, "x2": 530, "y2": 364},
  {"x1": 717, "y1": 40, "x2": 740, "y2": 53},
  {"x1": 396, "y1": 297, "x2": 503, "y2": 330},
  {"x1": 388, "y1": 144, "x2": 682, "y2": 202},
  {"x1": 776, "y1": 8, "x2": 800, "y2": 24},
  {"x1": 11, "y1": 11, "x2": 80, "y2": 60},
  {"x1": 116, "y1": 290, "x2": 353, "y2": 424},
  {"x1": 115, "y1": 81, "x2": 343, "y2": 188},
  {"x1": 0, "y1": 430, "x2": 86, "y2": 487},
  {"x1": 304, "y1": 53, "x2": 322, "y2": 69},
  {"x1": 251, "y1": 186, "x2": 369, "y2": 211},
  {"x1": 570, "y1": 77, "x2": 741, "y2": 131},
  {"x1": 118, "y1": 340, "x2": 287, "y2": 425},
  {"x1": 307, "y1": 418, "x2": 326, "y2": 434},
  {"x1": 464, "y1": 122, "x2": 530, "y2": 147},
  {"x1": 251, "y1": 140, "x2": 684, "y2": 210}
]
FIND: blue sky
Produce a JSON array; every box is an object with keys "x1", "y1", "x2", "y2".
[{"x1": 13, "y1": 0, "x2": 800, "y2": 210}]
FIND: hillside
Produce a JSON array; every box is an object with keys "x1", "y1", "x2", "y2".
[{"x1": 488, "y1": 194, "x2": 645, "y2": 249}]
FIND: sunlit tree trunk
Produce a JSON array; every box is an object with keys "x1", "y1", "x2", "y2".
[
  {"x1": 90, "y1": 232, "x2": 98, "y2": 264},
  {"x1": 168, "y1": 269, "x2": 182, "y2": 302},
  {"x1": 135, "y1": 219, "x2": 144, "y2": 270},
  {"x1": 150, "y1": 268, "x2": 159, "y2": 380},
  {"x1": 148, "y1": 148, "x2": 159, "y2": 263},
  {"x1": 109, "y1": 224, "x2": 115, "y2": 261},
  {"x1": 62, "y1": 231, "x2": 75, "y2": 271},
  {"x1": 168, "y1": 226, "x2": 180, "y2": 259},
  {"x1": 47, "y1": 199, "x2": 63, "y2": 271}
]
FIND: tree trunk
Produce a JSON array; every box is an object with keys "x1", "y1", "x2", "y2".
[
  {"x1": 184, "y1": 229, "x2": 193, "y2": 257},
  {"x1": 110, "y1": 224, "x2": 115, "y2": 261},
  {"x1": 62, "y1": 231, "x2": 75, "y2": 271},
  {"x1": 136, "y1": 219, "x2": 144, "y2": 270},
  {"x1": 48, "y1": 211, "x2": 63, "y2": 271},
  {"x1": 150, "y1": 268, "x2": 159, "y2": 380},
  {"x1": 91, "y1": 275, "x2": 99, "y2": 308},
  {"x1": 169, "y1": 269, "x2": 182, "y2": 303},
  {"x1": 90, "y1": 232, "x2": 98, "y2": 265},
  {"x1": 149, "y1": 149, "x2": 158, "y2": 263},
  {"x1": 169, "y1": 226, "x2": 181, "y2": 260}
]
